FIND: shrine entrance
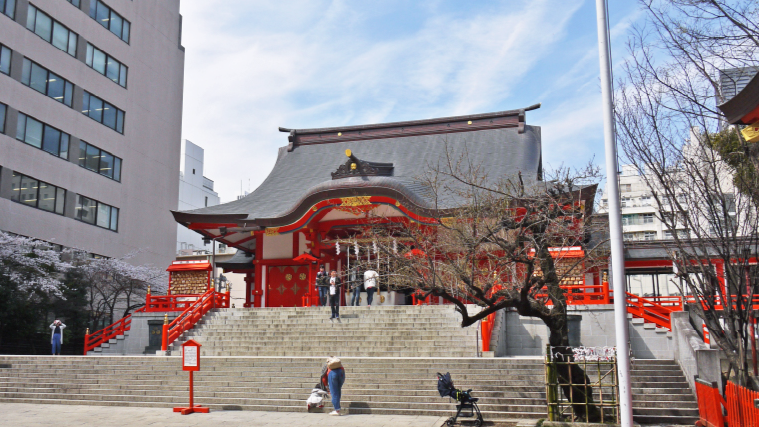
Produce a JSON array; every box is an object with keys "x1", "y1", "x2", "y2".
[{"x1": 267, "y1": 265, "x2": 310, "y2": 307}]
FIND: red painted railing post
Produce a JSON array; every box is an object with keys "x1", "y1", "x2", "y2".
[
  {"x1": 83, "y1": 328, "x2": 90, "y2": 355},
  {"x1": 161, "y1": 313, "x2": 168, "y2": 352}
]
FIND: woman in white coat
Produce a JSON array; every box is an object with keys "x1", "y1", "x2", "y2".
[{"x1": 50, "y1": 320, "x2": 66, "y2": 355}]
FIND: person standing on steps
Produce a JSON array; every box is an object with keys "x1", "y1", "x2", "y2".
[
  {"x1": 363, "y1": 269, "x2": 379, "y2": 307},
  {"x1": 349, "y1": 267, "x2": 361, "y2": 306},
  {"x1": 50, "y1": 320, "x2": 66, "y2": 355},
  {"x1": 328, "y1": 270, "x2": 342, "y2": 321},
  {"x1": 316, "y1": 265, "x2": 329, "y2": 307}
]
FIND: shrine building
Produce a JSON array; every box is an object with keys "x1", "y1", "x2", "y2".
[{"x1": 172, "y1": 106, "x2": 545, "y2": 308}]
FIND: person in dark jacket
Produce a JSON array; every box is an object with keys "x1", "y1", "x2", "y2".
[
  {"x1": 316, "y1": 266, "x2": 329, "y2": 306},
  {"x1": 327, "y1": 270, "x2": 342, "y2": 321}
]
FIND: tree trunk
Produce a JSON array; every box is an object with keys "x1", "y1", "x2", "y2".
[{"x1": 547, "y1": 309, "x2": 602, "y2": 422}]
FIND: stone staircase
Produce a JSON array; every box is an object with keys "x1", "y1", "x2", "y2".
[
  {"x1": 169, "y1": 305, "x2": 479, "y2": 357},
  {"x1": 0, "y1": 305, "x2": 699, "y2": 425}
]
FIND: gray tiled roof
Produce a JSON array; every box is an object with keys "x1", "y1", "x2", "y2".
[{"x1": 174, "y1": 125, "x2": 542, "y2": 224}]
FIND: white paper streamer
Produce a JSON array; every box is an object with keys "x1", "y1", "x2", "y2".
[{"x1": 335, "y1": 241, "x2": 340, "y2": 255}]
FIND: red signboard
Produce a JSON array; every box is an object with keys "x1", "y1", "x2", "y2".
[
  {"x1": 174, "y1": 339, "x2": 208, "y2": 415},
  {"x1": 182, "y1": 339, "x2": 201, "y2": 372}
]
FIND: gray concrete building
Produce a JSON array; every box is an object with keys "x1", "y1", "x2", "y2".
[{"x1": 0, "y1": 0, "x2": 184, "y2": 267}]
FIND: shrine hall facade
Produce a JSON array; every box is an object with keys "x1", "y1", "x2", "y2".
[{"x1": 172, "y1": 106, "x2": 544, "y2": 308}]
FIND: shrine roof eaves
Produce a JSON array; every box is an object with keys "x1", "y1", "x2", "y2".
[{"x1": 718, "y1": 72, "x2": 759, "y2": 124}]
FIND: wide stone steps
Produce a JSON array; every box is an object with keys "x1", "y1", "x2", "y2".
[
  {"x1": 7, "y1": 303, "x2": 699, "y2": 425},
  {"x1": 0, "y1": 356, "x2": 546, "y2": 423}
]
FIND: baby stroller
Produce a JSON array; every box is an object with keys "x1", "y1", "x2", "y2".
[{"x1": 436, "y1": 372, "x2": 483, "y2": 426}]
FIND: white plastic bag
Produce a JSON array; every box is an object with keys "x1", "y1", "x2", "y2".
[{"x1": 307, "y1": 388, "x2": 328, "y2": 410}]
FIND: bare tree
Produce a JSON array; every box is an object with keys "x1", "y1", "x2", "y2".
[
  {"x1": 355, "y1": 150, "x2": 607, "y2": 421},
  {"x1": 615, "y1": 0, "x2": 759, "y2": 389}
]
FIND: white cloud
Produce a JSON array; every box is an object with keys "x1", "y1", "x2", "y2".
[{"x1": 179, "y1": 0, "x2": 589, "y2": 201}]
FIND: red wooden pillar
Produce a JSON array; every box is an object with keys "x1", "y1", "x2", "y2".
[
  {"x1": 243, "y1": 272, "x2": 254, "y2": 308},
  {"x1": 253, "y1": 233, "x2": 264, "y2": 307}
]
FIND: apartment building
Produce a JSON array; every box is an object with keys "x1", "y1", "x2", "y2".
[{"x1": 0, "y1": 0, "x2": 185, "y2": 267}]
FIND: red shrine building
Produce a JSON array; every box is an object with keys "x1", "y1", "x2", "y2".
[{"x1": 171, "y1": 106, "x2": 546, "y2": 308}]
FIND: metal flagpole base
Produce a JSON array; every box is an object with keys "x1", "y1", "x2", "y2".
[{"x1": 173, "y1": 405, "x2": 209, "y2": 415}]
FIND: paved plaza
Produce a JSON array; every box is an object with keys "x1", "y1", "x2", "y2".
[{"x1": 1, "y1": 403, "x2": 448, "y2": 427}]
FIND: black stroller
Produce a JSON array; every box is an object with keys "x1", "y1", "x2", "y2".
[{"x1": 436, "y1": 372, "x2": 483, "y2": 426}]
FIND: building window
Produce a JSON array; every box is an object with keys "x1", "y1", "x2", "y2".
[
  {"x1": 623, "y1": 233, "x2": 635, "y2": 241},
  {"x1": 88, "y1": 0, "x2": 130, "y2": 43},
  {"x1": 0, "y1": 0, "x2": 15, "y2": 19},
  {"x1": 644, "y1": 231, "x2": 657, "y2": 241},
  {"x1": 21, "y1": 58, "x2": 74, "y2": 107},
  {"x1": 78, "y1": 141, "x2": 122, "y2": 181},
  {"x1": 66, "y1": 0, "x2": 81, "y2": 7},
  {"x1": 643, "y1": 213, "x2": 654, "y2": 224},
  {"x1": 26, "y1": 4, "x2": 78, "y2": 57},
  {"x1": 86, "y1": 43, "x2": 127, "y2": 87},
  {"x1": 10, "y1": 172, "x2": 66, "y2": 215},
  {"x1": 0, "y1": 103, "x2": 6, "y2": 133},
  {"x1": 0, "y1": 44, "x2": 10, "y2": 75},
  {"x1": 76, "y1": 195, "x2": 118, "y2": 231},
  {"x1": 16, "y1": 113, "x2": 70, "y2": 159},
  {"x1": 640, "y1": 196, "x2": 652, "y2": 206},
  {"x1": 620, "y1": 184, "x2": 632, "y2": 192},
  {"x1": 205, "y1": 196, "x2": 208, "y2": 207},
  {"x1": 81, "y1": 91, "x2": 124, "y2": 133}
]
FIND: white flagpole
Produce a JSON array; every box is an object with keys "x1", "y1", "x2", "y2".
[{"x1": 594, "y1": 0, "x2": 632, "y2": 425}]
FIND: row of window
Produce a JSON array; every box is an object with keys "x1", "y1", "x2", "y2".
[
  {"x1": 27, "y1": 4, "x2": 78, "y2": 57},
  {"x1": 67, "y1": 0, "x2": 81, "y2": 7},
  {"x1": 79, "y1": 141, "x2": 122, "y2": 181},
  {"x1": 86, "y1": 43, "x2": 127, "y2": 87},
  {"x1": 82, "y1": 91, "x2": 124, "y2": 133},
  {"x1": 0, "y1": 44, "x2": 9, "y2": 75},
  {"x1": 11, "y1": 172, "x2": 66, "y2": 215},
  {"x1": 76, "y1": 194, "x2": 118, "y2": 231},
  {"x1": 9, "y1": 171, "x2": 120, "y2": 231},
  {"x1": 21, "y1": 58, "x2": 74, "y2": 107},
  {"x1": 0, "y1": 0, "x2": 15, "y2": 19},
  {"x1": 89, "y1": 0, "x2": 130, "y2": 43},
  {"x1": 16, "y1": 113, "x2": 70, "y2": 159},
  {"x1": 621, "y1": 213, "x2": 655, "y2": 226},
  {"x1": 0, "y1": 103, "x2": 6, "y2": 133},
  {"x1": 14, "y1": 111, "x2": 123, "y2": 182}
]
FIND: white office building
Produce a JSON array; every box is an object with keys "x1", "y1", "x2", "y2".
[{"x1": 177, "y1": 139, "x2": 219, "y2": 254}]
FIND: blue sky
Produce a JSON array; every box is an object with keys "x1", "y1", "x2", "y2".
[{"x1": 179, "y1": 0, "x2": 642, "y2": 202}]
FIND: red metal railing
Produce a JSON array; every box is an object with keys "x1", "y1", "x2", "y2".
[
  {"x1": 626, "y1": 292, "x2": 681, "y2": 330},
  {"x1": 83, "y1": 306, "x2": 146, "y2": 355},
  {"x1": 726, "y1": 380, "x2": 759, "y2": 426},
  {"x1": 162, "y1": 288, "x2": 230, "y2": 351},
  {"x1": 695, "y1": 378, "x2": 726, "y2": 427},
  {"x1": 144, "y1": 294, "x2": 205, "y2": 312}
]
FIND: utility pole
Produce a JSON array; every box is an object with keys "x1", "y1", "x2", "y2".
[{"x1": 594, "y1": 0, "x2": 633, "y2": 425}]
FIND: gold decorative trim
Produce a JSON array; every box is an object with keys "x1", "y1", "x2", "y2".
[
  {"x1": 340, "y1": 196, "x2": 372, "y2": 207},
  {"x1": 395, "y1": 201, "x2": 401, "y2": 207},
  {"x1": 265, "y1": 227, "x2": 280, "y2": 236},
  {"x1": 440, "y1": 217, "x2": 455, "y2": 227}
]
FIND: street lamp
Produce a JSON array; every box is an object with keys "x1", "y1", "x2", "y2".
[{"x1": 594, "y1": 0, "x2": 633, "y2": 425}]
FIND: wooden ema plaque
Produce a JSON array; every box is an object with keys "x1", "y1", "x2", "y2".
[{"x1": 173, "y1": 340, "x2": 209, "y2": 415}]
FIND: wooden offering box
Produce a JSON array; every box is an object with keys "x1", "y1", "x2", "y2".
[{"x1": 168, "y1": 261, "x2": 212, "y2": 294}]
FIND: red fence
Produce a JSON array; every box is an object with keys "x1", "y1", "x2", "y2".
[
  {"x1": 83, "y1": 307, "x2": 146, "y2": 355},
  {"x1": 726, "y1": 381, "x2": 759, "y2": 426},
  {"x1": 162, "y1": 288, "x2": 230, "y2": 351},
  {"x1": 695, "y1": 379, "x2": 726, "y2": 427},
  {"x1": 696, "y1": 379, "x2": 759, "y2": 427}
]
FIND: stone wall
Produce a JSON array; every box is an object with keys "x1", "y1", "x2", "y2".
[{"x1": 492, "y1": 305, "x2": 682, "y2": 359}]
